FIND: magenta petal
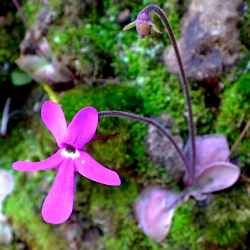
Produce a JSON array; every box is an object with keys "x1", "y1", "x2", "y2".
[
  {"x1": 12, "y1": 151, "x2": 62, "y2": 172},
  {"x1": 64, "y1": 107, "x2": 98, "y2": 149},
  {"x1": 42, "y1": 159, "x2": 75, "y2": 224},
  {"x1": 134, "y1": 186, "x2": 179, "y2": 242},
  {"x1": 76, "y1": 152, "x2": 121, "y2": 186},
  {"x1": 193, "y1": 162, "x2": 240, "y2": 194},
  {"x1": 41, "y1": 101, "x2": 67, "y2": 147}
]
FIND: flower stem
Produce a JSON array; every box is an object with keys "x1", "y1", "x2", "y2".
[
  {"x1": 144, "y1": 4, "x2": 196, "y2": 181},
  {"x1": 42, "y1": 83, "x2": 59, "y2": 103},
  {"x1": 99, "y1": 110, "x2": 189, "y2": 171},
  {"x1": 12, "y1": 0, "x2": 26, "y2": 24}
]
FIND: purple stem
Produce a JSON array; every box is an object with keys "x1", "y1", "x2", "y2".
[
  {"x1": 143, "y1": 4, "x2": 196, "y2": 182},
  {"x1": 99, "y1": 110, "x2": 189, "y2": 171},
  {"x1": 12, "y1": 0, "x2": 26, "y2": 24}
]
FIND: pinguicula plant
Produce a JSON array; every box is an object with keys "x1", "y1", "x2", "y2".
[
  {"x1": 124, "y1": 4, "x2": 240, "y2": 242},
  {"x1": 12, "y1": 3, "x2": 241, "y2": 243}
]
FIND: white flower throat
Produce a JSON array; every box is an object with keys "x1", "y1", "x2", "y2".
[{"x1": 61, "y1": 145, "x2": 80, "y2": 160}]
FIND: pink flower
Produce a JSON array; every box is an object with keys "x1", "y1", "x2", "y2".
[{"x1": 12, "y1": 101, "x2": 121, "y2": 224}]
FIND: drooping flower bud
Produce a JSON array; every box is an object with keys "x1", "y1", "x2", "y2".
[
  {"x1": 135, "y1": 10, "x2": 152, "y2": 38},
  {"x1": 123, "y1": 7, "x2": 162, "y2": 38}
]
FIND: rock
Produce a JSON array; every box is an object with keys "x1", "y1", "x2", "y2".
[
  {"x1": 164, "y1": 0, "x2": 243, "y2": 82},
  {"x1": 82, "y1": 226, "x2": 103, "y2": 249},
  {"x1": 146, "y1": 114, "x2": 184, "y2": 180},
  {"x1": 118, "y1": 9, "x2": 131, "y2": 26},
  {"x1": 0, "y1": 169, "x2": 14, "y2": 244},
  {"x1": 0, "y1": 223, "x2": 12, "y2": 244},
  {"x1": 0, "y1": 169, "x2": 14, "y2": 211}
]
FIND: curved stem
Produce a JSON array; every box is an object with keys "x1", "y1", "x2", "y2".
[
  {"x1": 143, "y1": 4, "x2": 196, "y2": 181},
  {"x1": 99, "y1": 111, "x2": 189, "y2": 171},
  {"x1": 12, "y1": 0, "x2": 26, "y2": 24}
]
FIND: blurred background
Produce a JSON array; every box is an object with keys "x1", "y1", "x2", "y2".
[{"x1": 0, "y1": 0, "x2": 250, "y2": 249}]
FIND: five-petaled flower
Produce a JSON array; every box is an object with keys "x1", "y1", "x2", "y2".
[{"x1": 12, "y1": 101, "x2": 121, "y2": 224}]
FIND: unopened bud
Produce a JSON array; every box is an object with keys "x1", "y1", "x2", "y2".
[{"x1": 135, "y1": 10, "x2": 152, "y2": 38}]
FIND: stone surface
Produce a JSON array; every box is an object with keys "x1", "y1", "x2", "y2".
[
  {"x1": 164, "y1": 0, "x2": 243, "y2": 82},
  {"x1": 0, "y1": 169, "x2": 14, "y2": 244},
  {"x1": 146, "y1": 114, "x2": 184, "y2": 180}
]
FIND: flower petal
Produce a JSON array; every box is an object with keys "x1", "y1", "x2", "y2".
[
  {"x1": 64, "y1": 107, "x2": 98, "y2": 149},
  {"x1": 193, "y1": 162, "x2": 240, "y2": 194},
  {"x1": 12, "y1": 151, "x2": 62, "y2": 172},
  {"x1": 41, "y1": 101, "x2": 67, "y2": 147},
  {"x1": 134, "y1": 186, "x2": 179, "y2": 242},
  {"x1": 76, "y1": 152, "x2": 121, "y2": 186},
  {"x1": 41, "y1": 159, "x2": 75, "y2": 224}
]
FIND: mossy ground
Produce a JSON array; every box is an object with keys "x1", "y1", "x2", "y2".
[{"x1": 0, "y1": 0, "x2": 250, "y2": 249}]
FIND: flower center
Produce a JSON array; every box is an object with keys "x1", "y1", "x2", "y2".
[{"x1": 61, "y1": 144, "x2": 80, "y2": 159}]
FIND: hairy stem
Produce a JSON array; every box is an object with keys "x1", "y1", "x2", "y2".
[
  {"x1": 143, "y1": 4, "x2": 196, "y2": 181},
  {"x1": 99, "y1": 111, "x2": 189, "y2": 170}
]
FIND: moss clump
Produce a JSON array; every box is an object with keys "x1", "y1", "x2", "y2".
[
  {"x1": 5, "y1": 186, "x2": 68, "y2": 250},
  {"x1": 216, "y1": 72, "x2": 250, "y2": 168},
  {"x1": 0, "y1": 120, "x2": 55, "y2": 169},
  {"x1": 60, "y1": 85, "x2": 144, "y2": 172},
  {"x1": 0, "y1": 120, "x2": 66, "y2": 249},
  {"x1": 81, "y1": 180, "x2": 163, "y2": 250},
  {"x1": 165, "y1": 201, "x2": 203, "y2": 250},
  {"x1": 60, "y1": 84, "x2": 169, "y2": 182},
  {"x1": 0, "y1": 117, "x2": 66, "y2": 248},
  {"x1": 204, "y1": 186, "x2": 250, "y2": 248},
  {"x1": 60, "y1": 84, "x2": 144, "y2": 119}
]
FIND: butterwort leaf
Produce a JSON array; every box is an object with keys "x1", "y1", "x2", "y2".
[
  {"x1": 11, "y1": 69, "x2": 32, "y2": 86},
  {"x1": 192, "y1": 162, "x2": 240, "y2": 194},
  {"x1": 16, "y1": 55, "x2": 73, "y2": 84},
  {"x1": 184, "y1": 135, "x2": 231, "y2": 184},
  {"x1": 134, "y1": 186, "x2": 179, "y2": 242}
]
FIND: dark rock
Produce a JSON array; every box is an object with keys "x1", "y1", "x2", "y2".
[
  {"x1": 146, "y1": 114, "x2": 184, "y2": 180},
  {"x1": 164, "y1": 0, "x2": 242, "y2": 82},
  {"x1": 118, "y1": 9, "x2": 131, "y2": 26}
]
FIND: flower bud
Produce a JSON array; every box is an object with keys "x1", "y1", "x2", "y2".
[{"x1": 135, "y1": 10, "x2": 152, "y2": 37}]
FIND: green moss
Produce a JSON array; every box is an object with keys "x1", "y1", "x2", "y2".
[
  {"x1": 3, "y1": 1, "x2": 249, "y2": 249},
  {"x1": 60, "y1": 84, "x2": 143, "y2": 118},
  {"x1": 82, "y1": 180, "x2": 162, "y2": 250},
  {"x1": 60, "y1": 84, "x2": 144, "y2": 172},
  {"x1": 205, "y1": 186, "x2": 250, "y2": 248},
  {"x1": 0, "y1": 119, "x2": 66, "y2": 249},
  {"x1": 0, "y1": 120, "x2": 55, "y2": 169},
  {"x1": 165, "y1": 201, "x2": 203, "y2": 250},
  {"x1": 5, "y1": 186, "x2": 68, "y2": 250},
  {"x1": 60, "y1": 84, "x2": 175, "y2": 183},
  {"x1": 216, "y1": 73, "x2": 250, "y2": 167}
]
